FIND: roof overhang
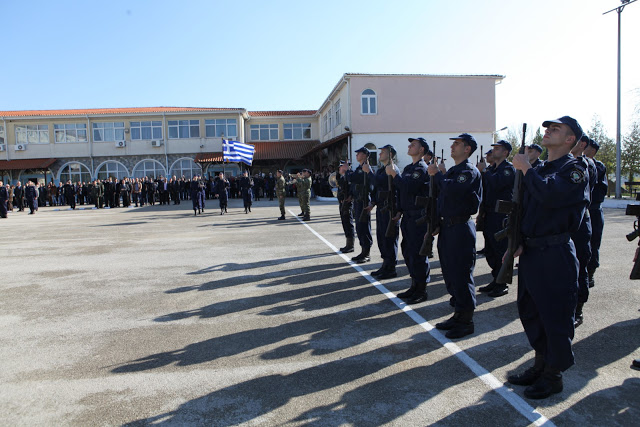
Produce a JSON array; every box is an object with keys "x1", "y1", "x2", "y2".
[{"x1": 0, "y1": 158, "x2": 57, "y2": 170}]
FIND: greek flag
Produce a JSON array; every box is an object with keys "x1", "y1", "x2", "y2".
[{"x1": 222, "y1": 139, "x2": 255, "y2": 166}]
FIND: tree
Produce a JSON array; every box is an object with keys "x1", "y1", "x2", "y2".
[
  {"x1": 504, "y1": 125, "x2": 533, "y2": 161},
  {"x1": 586, "y1": 116, "x2": 616, "y2": 183},
  {"x1": 622, "y1": 121, "x2": 640, "y2": 183}
]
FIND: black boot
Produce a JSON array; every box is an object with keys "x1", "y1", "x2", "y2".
[
  {"x1": 478, "y1": 280, "x2": 497, "y2": 293},
  {"x1": 445, "y1": 311, "x2": 474, "y2": 339},
  {"x1": 376, "y1": 265, "x2": 398, "y2": 280},
  {"x1": 406, "y1": 282, "x2": 427, "y2": 304},
  {"x1": 352, "y1": 247, "x2": 370, "y2": 263},
  {"x1": 194, "y1": 209, "x2": 197, "y2": 216},
  {"x1": 524, "y1": 367, "x2": 563, "y2": 399},
  {"x1": 508, "y1": 353, "x2": 545, "y2": 386},
  {"x1": 339, "y1": 237, "x2": 355, "y2": 253},
  {"x1": 574, "y1": 302, "x2": 584, "y2": 328},
  {"x1": 371, "y1": 262, "x2": 388, "y2": 277},
  {"x1": 435, "y1": 312, "x2": 461, "y2": 330},
  {"x1": 488, "y1": 283, "x2": 508, "y2": 297},
  {"x1": 278, "y1": 215, "x2": 285, "y2": 220},
  {"x1": 588, "y1": 269, "x2": 596, "y2": 288},
  {"x1": 397, "y1": 279, "x2": 416, "y2": 299}
]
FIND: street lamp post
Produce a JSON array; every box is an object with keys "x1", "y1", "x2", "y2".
[{"x1": 604, "y1": 0, "x2": 637, "y2": 199}]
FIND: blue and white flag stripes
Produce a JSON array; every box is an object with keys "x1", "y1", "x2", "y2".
[{"x1": 222, "y1": 139, "x2": 255, "y2": 166}]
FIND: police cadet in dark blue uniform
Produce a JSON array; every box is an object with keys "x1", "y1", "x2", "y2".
[
  {"x1": 385, "y1": 137, "x2": 430, "y2": 304},
  {"x1": 429, "y1": 133, "x2": 482, "y2": 339},
  {"x1": 371, "y1": 144, "x2": 401, "y2": 279},
  {"x1": 214, "y1": 172, "x2": 229, "y2": 215},
  {"x1": 350, "y1": 147, "x2": 374, "y2": 263},
  {"x1": 337, "y1": 160, "x2": 355, "y2": 253},
  {"x1": 239, "y1": 170, "x2": 254, "y2": 214},
  {"x1": 528, "y1": 144, "x2": 544, "y2": 168},
  {"x1": 477, "y1": 140, "x2": 515, "y2": 298},
  {"x1": 571, "y1": 135, "x2": 597, "y2": 328},
  {"x1": 584, "y1": 138, "x2": 607, "y2": 288},
  {"x1": 190, "y1": 175, "x2": 203, "y2": 215},
  {"x1": 0, "y1": 180, "x2": 8, "y2": 218},
  {"x1": 507, "y1": 116, "x2": 589, "y2": 399},
  {"x1": 25, "y1": 181, "x2": 39, "y2": 214}
]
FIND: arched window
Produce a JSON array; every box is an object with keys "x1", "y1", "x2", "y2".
[
  {"x1": 364, "y1": 143, "x2": 378, "y2": 166},
  {"x1": 361, "y1": 89, "x2": 377, "y2": 115},
  {"x1": 169, "y1": 158, "x2": 200, "y2": 179},
  {"x1": 58, "y1": 162, "x2": 92, "y2": 184},
  {"x1": 95, "y1": 161, "x2": 129, "y2": 181},
  {"x1": 132, "y1": 160, "x2": 166, "y2": 179}
]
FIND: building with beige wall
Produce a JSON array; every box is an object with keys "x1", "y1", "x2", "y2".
[{"x1": 0, "y1": 73, "x2": 503, "y2": 184}]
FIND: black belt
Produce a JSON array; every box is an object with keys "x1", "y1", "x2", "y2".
[
  {"x1": 524, "y1": 232, "x2": 570, "y2": 248},
  {"x1": 440, "y1": 215, "x2": 470, "y2": 227}
]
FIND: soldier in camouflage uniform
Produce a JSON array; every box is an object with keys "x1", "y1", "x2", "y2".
[
  {"x1": 296, "y1": 169, "x2": 312, "y2": 221},
  {"x1": 276, "y1": 170, "x2": 287, "y2": 220}
]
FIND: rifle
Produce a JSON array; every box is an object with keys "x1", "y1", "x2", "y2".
[
  {"x1": 626, "y1": 204, "x2": 640, "y2": 280},
  {"x1": 494, "y1": 123, "x2": 527, "y2": 284},
  {"x1": 358, "y1": 160, "x2": 371, "y2": 223},
  {"x1": 440, "y1": 149, "x2": 446, "y2": 166},
  {"x1": 384, "y1": 158, "x2": 399, "y2": 238},
  {"x1": 419, "y1": 141, "x2": 438, "y2": 257},
  {"x1": 476, "y1": 144, "x2": 486, "y2": 232}
]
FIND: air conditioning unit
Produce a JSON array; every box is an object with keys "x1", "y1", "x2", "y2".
[
  {"x1": 115, "y1": 141, "x2": 126, "y2": 148},
  {"x1": 0, "y1": 144, "x2": 5, "y2": 152},
  {"x1": 151, "y1": 140, "x2": 163, "y2": 147},
  {"x1": 15, "y1": 144, "x2": 27, "y2": 151}
]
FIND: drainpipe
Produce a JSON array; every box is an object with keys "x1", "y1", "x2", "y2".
[
  {"x1": 162, "y1": 112, "x2": 168, "y2": 176},
  {"x1": 86, "y1": 114, "x2": 94, "y2": 177},
  {"x1": 346, "y1": 78, "x2": 352, "y2": 165}
]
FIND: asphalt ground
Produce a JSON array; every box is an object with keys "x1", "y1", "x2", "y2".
[{"x1": 1, "y1": 198, "x2": 639, "y2": 426}]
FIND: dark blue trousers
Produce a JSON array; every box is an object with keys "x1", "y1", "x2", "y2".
[
  {"x1": 339, "y1": 200, "x2": 354, "y2": 239},
  {"x1": 483, "y1": 212, "x2": 508, "y2": 280},
  {"x1": 571, "y1": 213, "x2": 592, "y2": 304},
  {"x1": 587, "y1": 206, "x2": 604, "y2": 271},
  {"x1": 400, "y1": 211, "x2": 430, "y2": 284},
  {"x1": 518, "y1": 241, "x2": 578, "y2": 371},
  {"x1": 376, "y1": 208, "x2": 399, "y2": 267},
  {"x1": 437, "y1": 220, "x2": 476, "y2": 312},
  {"x1": 354, "y1": 200, "x2": 372, "y2": 249}
]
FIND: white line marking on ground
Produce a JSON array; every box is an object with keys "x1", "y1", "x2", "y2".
[{"x1": 288, "y1": 209, "x2": 554, "y2": 427}]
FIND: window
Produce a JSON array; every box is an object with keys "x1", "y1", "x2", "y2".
[
  {"x1": 283, "y1": 123, "x2": 311, "y2": 140},
  {"x1": 96, "y1": 161, "x2": 129, "y2": 180},
  {"x1": 361, "y1": 89, "x2": 377, "y2": 115},
  {"x1": 334, "y1": 100, "x2": 341, "y2": 128},
  {"x1": 54, "y1": 123, "x2": 88, "y2": 143},
  {"x1": 364, "y1": 143, "x2": 378, "y2": 166},
  {"x1": 59, "y1": 162, "x2": 91, "y2": 183},
  {"x1": 327, "y1": 107, "x2": 332, "y2": 132},
  {"x1": 170, "y1": 158, "x2": 200, "y2": 179},
  {"x1": 15, "y1": 124, "x2": 49, "y2": 144},
  {"x1": 168, "y1": 120, "x2": 200, "y2": 139},
  {"x1": 0, "y1": 125, "x2": 4, "y2": 144},
  {"x1": 205, "y1": 119, "x2": 237, "y2": 138},
  {"x1": 250, "y1": 124, "x2": 278, "y2": 141},
  {"x1": 93, "y1": 122, "x2": 125, "y2": 142},
  {"x1": 322, "y1": 114, "x2": 328, "y2": 135},
  {"x1": 131, "y1": 121, "x2": 163, "y2": 140},
  {"x1": 132, "y1": 160, "x2": 166, "y2": 179}
]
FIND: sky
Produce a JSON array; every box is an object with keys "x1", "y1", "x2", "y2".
[{"x1": 1, "y1": 0, "x2": 639, "y2": 138}]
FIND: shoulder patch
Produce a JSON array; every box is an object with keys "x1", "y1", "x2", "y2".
[
  {"x1": 411, "y1": 171, "x2": 422, "y2": 179},
  {"x1": 457, "y1": 174, "x2": 468, "y2": 183},
  {"x1": 504, "y1": 169, "x2": 512, "y2": 176},
  {"x1": 570, "y1": 168, "x2": 585, "y2": 183}
]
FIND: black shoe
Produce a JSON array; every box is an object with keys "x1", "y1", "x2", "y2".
[
  {"x1": 488, "y1": 285, "x2": 508, "y2": 298},
  {"x1": 445, "y1": 321, "x2": 474, "y2": 339},
  {"x1": 376, "y1": 270, "x2": 397, "y2": 280},
  {"x1": 524, "y1": 372, "x2": 563, "y2": 399},
  {"x1": 507, "y1": 367, "x2": 543, "y2": 386},
  {"x1": 278, "y1": 215, "x2": 285, "y2": 220},
  {"x1": 588, "y1": 270, "x2": 595, "y2": 288},
  {"x1": 574, "y1": 302, "x2": 584, "y2": 328},
  {"x1": 303, "y1": 216, "x2": 310, "y2": 221},
  {"x1": 371, "y1": 267, "x2": 385, "y2": 277},
  {"x1": 477, "y1": 248, "x2": 486, "y2": 255},
  {"x1": 632, "y1": 359, "x2": 640, "y2": 370},
  {"x1": 478, "y1": 281, "x2": 497, "y2": 293},
  {"x1": 397, "y1": 281, "x2": 416, "y2": 299},
  {"x1": 194, "y1": 210, "x2": 197, "y2": 216},
  {"x1": 298, "y1": 212, "x2": 304, "y2": 217},
  {"x1": 340, "y1": 246, "x2": 354, "y2": 253},
  {"x1": 406, "y1": 292, "x2": 428, "y2": 305},
  {"x1": 436, "y1": 313, "x2": 460, "y2": 330}
]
